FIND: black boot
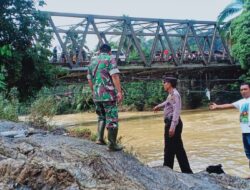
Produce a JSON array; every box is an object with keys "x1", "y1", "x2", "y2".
[
  {"x1": 96, "y1": 120, "x2": 107, "y2": 145},
  {"x1": 107, "y1": 128, "x2": 123, "y2": 151}
]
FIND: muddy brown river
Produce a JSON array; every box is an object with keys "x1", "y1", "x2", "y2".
[{"x1": 52, "y1": 109, "x2": 249, "y2": 177}]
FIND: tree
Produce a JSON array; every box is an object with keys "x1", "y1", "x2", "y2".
[
  {"x1": 218, "y1": 0, "x2": 246, "y2": 24},
  {"x1": 217, "y1": 0, "x2": 249, "y2": 42},
  {"x1": 0, "y1": 0, "x2": 56, "y2": 100},
  {"x1": 231, "y1": 2, "x2": 250, "y2": 69},
  {"x1": 0, "y1": 45, "x2": 12, "y2": 91}
]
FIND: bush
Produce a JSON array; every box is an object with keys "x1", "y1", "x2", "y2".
[
  {"x1": 68, "y1": 128, "x2": 97, "y2": 141},
  {"x1": 18, "y1": 81, "x2": 166, "y2": 114},
  {"x1": 123, "y1": 81, "x2": 166, "y2": 111},
  {"x1": 0, "y1": 94, "x2": 18, "y2": 122},
  {"x1": 36, "y1": 85, "x2": 94, "y2": 115},
  {"x1": 28, "y1": 96, "x2": 57, "y2": 129}
]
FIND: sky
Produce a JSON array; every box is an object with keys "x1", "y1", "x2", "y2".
[
  {"x1": 41, "y1": 0, "x2": 232, "y2": 21},
  {"x1": 39, "y1": 0, "x2": 232, "y2": 51}
]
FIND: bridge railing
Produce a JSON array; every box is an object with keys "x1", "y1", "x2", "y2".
[{"x1": 50, "y1": 50, "x2": 231, "y2": 68}]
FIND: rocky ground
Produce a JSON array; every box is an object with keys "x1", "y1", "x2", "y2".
[{"x1": 0, "y1": 121, "x2": 250, "y2": 190}]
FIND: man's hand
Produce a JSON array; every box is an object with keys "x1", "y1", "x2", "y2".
[
  {"x1": 91, "y1": 90, "x2": 94, "y2": 97},
  {"x1": 88, "y1": 80, "x2": 94, "y2": 93},
  {"x1": 169, "y1": 127, "x2": 175, "y2": 138},
  {"x1": 111, "y1": 74, "x2": 123, "y2": 104},
  {"x1": 117, "y1": 92, "x2": 123, "y2": 104},
  {"x1": 209, "y1": 103, "x2": 217, "y2": 110},
  {"x1": 153, "y1": 106, "x2": 160, "y2": 112}
]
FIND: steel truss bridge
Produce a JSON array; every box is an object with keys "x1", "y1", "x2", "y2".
[{"x1": 45, "y1": 11, "x2": 235, "y2": 72}]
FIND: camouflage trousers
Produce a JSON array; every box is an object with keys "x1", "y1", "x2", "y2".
[{"x1": 95, "y1": 101, "x2": 118, "y2": 129}]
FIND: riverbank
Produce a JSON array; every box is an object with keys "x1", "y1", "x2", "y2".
[{"x1": 0, "y1": 120, "x2": 249, "y2": 190}]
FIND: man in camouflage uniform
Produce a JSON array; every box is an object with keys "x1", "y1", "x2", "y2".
[{"x1": 87, "y1": 44, "x2": 123, "y2": 151}]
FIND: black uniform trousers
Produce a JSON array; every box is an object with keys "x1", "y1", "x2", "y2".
[{"x1": 164, "y1": 117, "x2": 193, "y2": 173}]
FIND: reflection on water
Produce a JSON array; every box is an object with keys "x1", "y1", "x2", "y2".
[{"x1": 56, "y1": 109, "x2": 249, "y2": 177}]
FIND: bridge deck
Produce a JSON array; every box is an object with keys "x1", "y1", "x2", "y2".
[
  {"x1": 56, "y1": 63, "x2": 241, "y2": 83},
  {"x1": 66, "y1": 63, "x2": 239, "y2": 72}
]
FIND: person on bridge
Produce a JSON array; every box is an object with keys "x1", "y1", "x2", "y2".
[
  {"x1": 210, "y1": 83, "x2": 250, "y2": 176},
  {"x1": 52, "y1": 47, "x2": 57, "y2": 63},
  {"x1": 153, "y1": 76, "x2": 193, "y2": 173},
  {"x1": 87, "y1": 44, "x2": 123, "y2": 151}
]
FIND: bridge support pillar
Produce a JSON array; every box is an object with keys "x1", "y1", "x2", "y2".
[{"x1": 178, "y1": 75, "x2": 191, "y2": 109}]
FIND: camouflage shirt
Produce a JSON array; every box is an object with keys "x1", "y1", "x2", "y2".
[{"x1": 87, "y1": 53, "x2": 120, "y2": 102}]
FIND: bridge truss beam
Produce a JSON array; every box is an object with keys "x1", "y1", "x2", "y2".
[{"x1": 45, "y1": 11, "x2": 234, "y2": 68}]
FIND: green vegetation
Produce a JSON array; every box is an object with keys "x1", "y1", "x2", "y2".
[
  {"x1": 217, "y1": 0, "x2": 248, "y2": 42},
  {"x1": 36, "y1": 85, "x2": 94, "y2": 115},
  {"x1": 0, "y1": 45, "x2": 12, "y2": 91},
  {"x1": 0, "y1": 88, "x2": 19, "y2": 122},
  {"x1": 0, "y1": 0, "x2": 57, "y2": 100},
  {"x1": 0, "y1": 0, "x2": 74, "y2": 127},
  {"x1": 28, "y1": 96, "x2": 57, "y2": 129},
  {"x1": 218, "y1": 0, "x2": 246, "y2": 26},
  {"x1": 18, "y1": 82, "x2": 165, "y2": 115},
  {"x1": 217, "y1": 0, "x2": 250, "y2": 90},
  {"x1": 231, "y1": 2, "x2": 250, "y2": 69},
  {"x1": 68, "y1": 128, "x2": 97, "y2": 142},
  {"x1": 123, "y1": 81, "x2": 166, "y2": 111},
  {"x1": 0, "y1": 94, "x2": 18, "y2": 122}
]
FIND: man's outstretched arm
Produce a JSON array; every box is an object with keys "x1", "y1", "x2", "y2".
[{"x1": 209, "y1": 103, "x2": 235, "y2": 110}]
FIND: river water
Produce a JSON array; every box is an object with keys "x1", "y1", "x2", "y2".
[{"x1": 53, "y1": 109, "x2": 249, "y2": 177}]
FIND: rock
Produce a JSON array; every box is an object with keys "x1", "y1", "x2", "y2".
[
  {"x1": 0, "y1": 130, "x2": 28, "y2": 138},
  {"x1": 0, "y1": 121, "x2": 250, "y2": 190},
  {"x1": 0, "y1": 121, "x2": 47, "y2": 138},
  {"x1": 50, "y1": 127, "x2": 68, "y2": 136}
]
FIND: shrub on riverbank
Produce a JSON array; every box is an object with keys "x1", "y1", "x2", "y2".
[
  {"x1": 3, "y1": 80, "x2": 241, "y2": 122},
  {"x1": 68, "y1": 128, "x2": 97, "y2": 141},
  {"x1": 123, "y1": 81, "x2": 166, "y2": 111},
  {"x1": 0, "y1": 95, "x2": 18, "y2": 122},
  {"x1": 38, "y1": 85, "x2": 94, "y2": 115},
  {"x1": 18, "y1": 81, "x2": 166, "y2": 115},
  {"x1": 28, "y1": 96, "x2": 57, "y2": 129},
  {"x1": 0, "y1": 89, "x2": 19, "y2": 122}
]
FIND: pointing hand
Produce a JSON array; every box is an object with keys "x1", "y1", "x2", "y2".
[
  {"x1": 153, "y1": 106, "x2": 160, "y2": 112},
  {"x1": 209, "y1": 103, "x2": 217, "y2": 110}
]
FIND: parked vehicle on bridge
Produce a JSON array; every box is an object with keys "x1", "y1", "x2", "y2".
[
  {"x1": 111, "y1": 49, "x2": 126, "y2": 62},
  {"x1": 91, "y1": 49, "x2": 126, "y2": 62}
]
